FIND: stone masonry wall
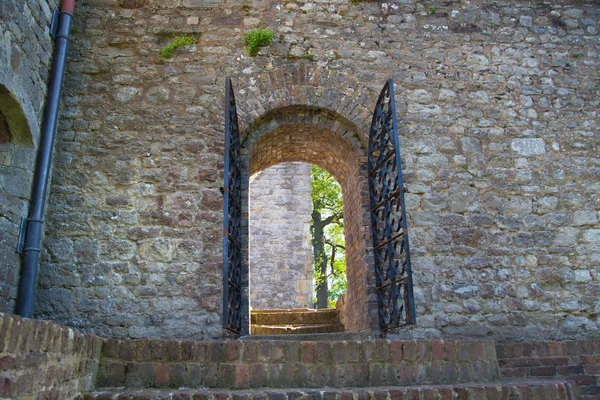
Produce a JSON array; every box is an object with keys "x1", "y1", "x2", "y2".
[
  {"x1": 249, "y1": 162, "x2": 314, "y2": 310},
  {"x1": 0, "y1": 0, "x2": 60, "y2": 313},
  {"x1": 0, "y1": 312, "x2": 103, "y2": 399},
  {"x1": 34, "y1": 0, "x2": 600, "y2": 340}
]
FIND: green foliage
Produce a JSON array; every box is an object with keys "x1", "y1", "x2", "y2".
[
  {"x1": 324, "y1": 221, "x2": 347, "y2": 306},
  {"x1": 349, "y1": 0, "x2": 376, "y2": 4},
  {"x1": 244, "y1": 29, "x2": 274, "y2": 56},
  {"x1": 311, "y1": 166, "x2": 343, "y2": 219},
  {"x1": 427, "y1": 5, "x2": 436, "y2": 15},
  {"x1": 159, "y1": 35, "x2": 198, "y2": 59},
  {"x1": 311, "y1": 166, "x2": 347, "y2": 306},
  {"x1": 288, "y1": 54, "x2": 316, "y2": 62}
]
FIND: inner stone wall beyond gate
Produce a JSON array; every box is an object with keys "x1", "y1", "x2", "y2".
[
  {"x1": 17, "y1": 0, "x2": 600, "y2": 341},
  {"x1": 249, "y1": 162, "x2": 313, "y2": 310}
]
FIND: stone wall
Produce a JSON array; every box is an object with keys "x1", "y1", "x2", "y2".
[
  {"x1": 0, "y1": 0, "x2": 60, "y2": 313},
  {"x1": 249, "y1": 162, "x2": 314, "y2": 310},
  {"x1": 0, "y1": 312, "x2": 102, "y2": 399},
  {"x1": 32, "y1": 0, "x2": 600, "y2": 340}
]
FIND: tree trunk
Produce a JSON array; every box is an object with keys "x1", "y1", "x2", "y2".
[{"x1": 312, "y1": 211, "x2": 329, "y2": 309}]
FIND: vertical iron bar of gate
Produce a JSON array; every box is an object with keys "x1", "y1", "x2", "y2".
[
  {"x1": 388, "y1": 80, "x2": 416, "y2": 326},
  {"x1": 222, "y1": 77, "x2": 243, "y2": 333},
  {"x1": 222, "y1": 77, "x2": 232, "y2": 331},
  {"x1": 368, "y1": 79, "x2": 416, "y2": 331}
]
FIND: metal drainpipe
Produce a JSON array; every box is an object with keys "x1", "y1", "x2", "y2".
[{"x1": 16, "y1": 0, "x2": 76, "y2": 318}]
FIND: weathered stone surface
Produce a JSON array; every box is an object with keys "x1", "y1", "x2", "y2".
[
  {"x1": 4, "y1": 0, "x2": 594, "y2": 342},
  {"x1": 0, "y1": 0, "x2": 59, "y2": 313},
  {"x1": 511, "y1": 139, "x2": 546, "y2": 157},
  {"x1": 249, "y1": 163, "x2": 313, "y2": 310},
  {"x1": 449, "y1": 186, "x2": 480, "y2": 213}
]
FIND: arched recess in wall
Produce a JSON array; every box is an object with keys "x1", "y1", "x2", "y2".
[
  {"x1": 240, "y1": 105, "x2": 379, "y2": 333},
  {"x1": 0, "y1": 84, "x2": 34, "y2": 146}
]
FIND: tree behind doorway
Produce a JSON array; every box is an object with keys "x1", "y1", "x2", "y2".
[{"x1": 311, "y1": 166, "x2": 347, "y2": 309}]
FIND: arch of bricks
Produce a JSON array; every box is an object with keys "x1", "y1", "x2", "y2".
[
  {"x1": 232, "y1": 66, "x2": 378, "y2": 147},
  {"x1": 239, "y1": 104, "x2": 379, "y2": 333}
]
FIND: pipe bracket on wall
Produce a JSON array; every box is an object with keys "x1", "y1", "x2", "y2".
[
  {"x1": 16, "y1": 217, "x2": 27, "y2": 255},
  {"x1": 50, "y1": 8, "x2": 59, "y2": 40}
]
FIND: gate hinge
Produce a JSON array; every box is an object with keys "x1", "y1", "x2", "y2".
[
  {"x1": 50, "y1": 8, "x2": 59, "y2": 40},
  {"x1": 17, "y1": 217, "x2": 27, "y2": 255}
]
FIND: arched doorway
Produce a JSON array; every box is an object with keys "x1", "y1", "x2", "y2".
[
  {"x1": 242, "y1": 106, "x2": 376, "y2": 334},
  {"x1": 222, "y1": 76, "x2": 415, "y2": 336}
]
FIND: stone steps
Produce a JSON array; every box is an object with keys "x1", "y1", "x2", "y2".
[
  {"x1": 251, "y1": 309, "x2": 341, "y2": 325},
  {"x1": 80, "y1": 379, "x2": 576, "y2": 400},
  {"x1": 97, "y1": 339, "x2": 500, "y2": 390},
  {"x1": 251, "y1": 323, "x2": 345, "y2": 335},
  {"x1": 251, "y1": 309, "x2": 344, "y2": 336},
  {"x1": 240, "y1": 332, "x2": 375, "y2": 341},
  {"x1": 93, "y1": 336, "x2": 579, "y2": 399}
]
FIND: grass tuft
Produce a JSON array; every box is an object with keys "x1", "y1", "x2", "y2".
[
  {"x1": 244, "y1": 29, "x2": 274, "y2": 56},
  {"x1": 159, "y1": 34, "x2": 198, "y2": 59}
]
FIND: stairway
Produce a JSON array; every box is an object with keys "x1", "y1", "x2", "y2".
[
  {"x1": 80, "y1": 338, "x2": 576, "y2": 399},
  {"x1": 81, "y1": 380, "x2": 574, "y2": 399},
  {"x1": 251, "y1": 308, "x2": 345, "y2": 335}
]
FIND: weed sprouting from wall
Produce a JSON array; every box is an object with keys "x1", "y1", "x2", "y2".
[
  {"x1": 159, "y1": 34, "x2": 198, "y2": 59},
  {"x1": 244, "y1": 29, "x2": 274, "y2": 56}
]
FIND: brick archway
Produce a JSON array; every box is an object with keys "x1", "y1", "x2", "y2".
[
  {"x1": 239, "y1": 104, "x2": 378, "y2": 333},
  {"x1": 233, "y1": 67, "x2": 378, "y2": 146}
]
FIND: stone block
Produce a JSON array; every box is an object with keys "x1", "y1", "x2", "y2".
[
  {"x1": 0, "y1": 167, "x2": 32, "y2": 199},
  {"x1": 572, "y1": 211, "x2": 599, "y2": 226},
  {"x1": 449, "y1": 186, "x2": 480, "y2": 213},
  {"x1": 511, "y1": 138, "x2": 546, "y2": 156},
  {"x1": 182, "y1": 0, "x2": 225, "y2": 8}
]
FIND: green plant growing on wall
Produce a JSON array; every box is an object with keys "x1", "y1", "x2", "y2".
[
  {"x1": 287, "y1": 54, "x2": 316, "y2": 62},
  {"x1": 349, "y1": 0, "x2": 376, "y2": 4},
  {"x1": 159, "y1": 34, "x2": 198, "y2": 59},
  {"x1": 118, "y1": 0, "x2": 145, "y2": 8},
  {"x1": 428, "y1": 5, "x2": 436, "y2": 15},
  {"x1": 244, "y1": 29, "x2": 274, "y2": 56}
]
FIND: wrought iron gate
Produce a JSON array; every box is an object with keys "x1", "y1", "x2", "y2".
[
  {"x1": 368, "y1": 79, "x2": 416, "y2": 331},
  {"x1": 222, "y1": 77, "x2": 243, "y2": 333}
]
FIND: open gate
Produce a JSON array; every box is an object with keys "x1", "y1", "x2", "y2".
[
  {"x1": 222, "y1": 77, "x2": 415, "y2": 334},
  {"x1": 222, "y1": 77, "x2": 243, "y2": 333},
  {"x1": 368, "y1": 79, "x2": 416, "y2": 331}
]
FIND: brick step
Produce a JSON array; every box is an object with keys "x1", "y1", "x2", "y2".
[
  {"x1": 241, "y1": 332, "x2": 376, "y2": 341},
  {"x1": 251, "y1": 323, "x2": 345, "y2": 335},
  {"x1": 251, "y1": 309, "x2": 341, "y2": 325},
  {"x1": 98, "y1": 339, "x2": 500, "y2": 390},
  {"x1": 81, "y1": 379, "x2": 576, "y2": 400}
]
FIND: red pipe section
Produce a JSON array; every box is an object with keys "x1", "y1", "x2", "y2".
[{"x1": 62, "y1": 0, "x2": 75, "y2": 14}]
